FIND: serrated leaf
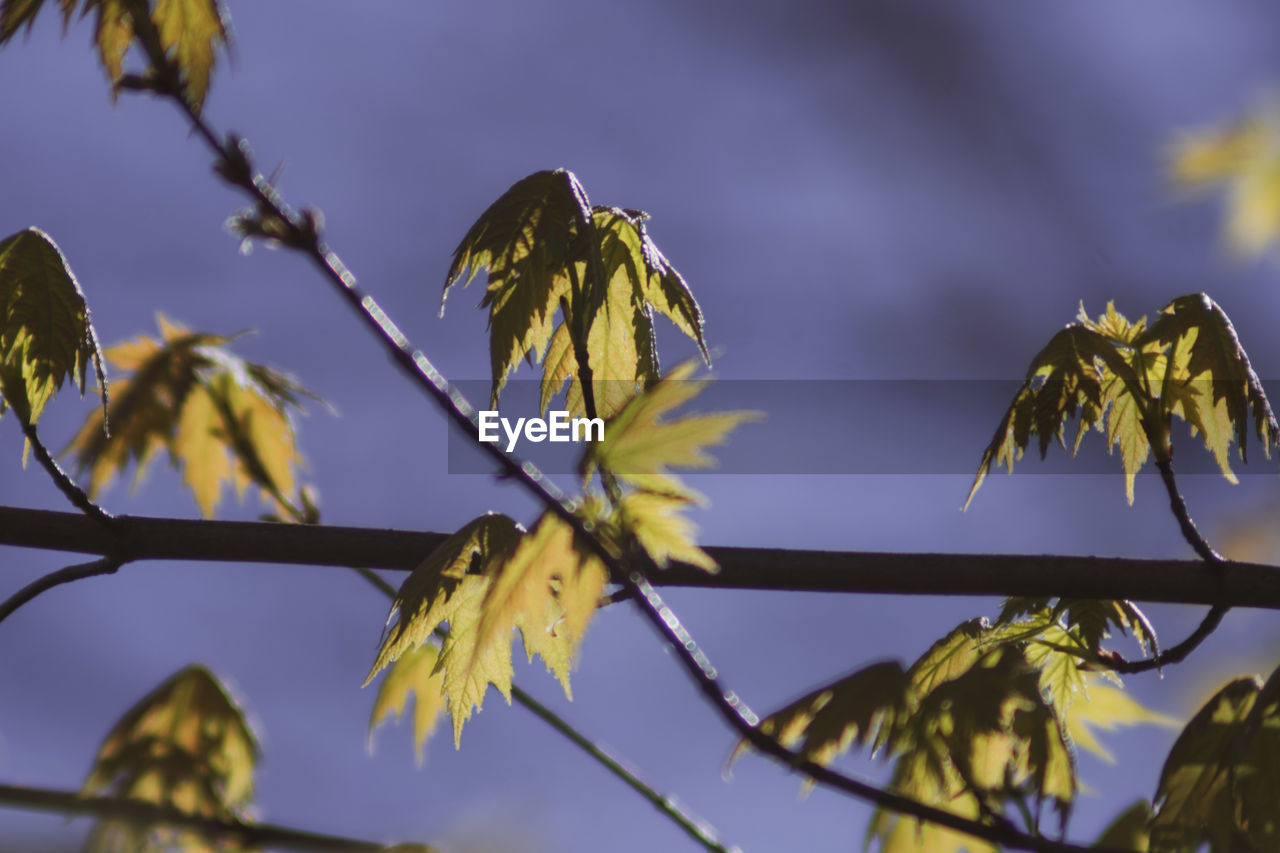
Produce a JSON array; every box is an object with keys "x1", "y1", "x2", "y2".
[
  {"x1": 365, "y1": 514, "x2": 525, "y2": 745},
  {"x1": 581, "y1": 360, "x2": 758, "y2": 499},
  {"x1": 368, "y1": 642, "x2": 446, "y2": 765},
  {"x1": 617, "y1": 491, "x2": 716, "y2": 571},
  {"x1": 0, "y1": 227, "x2": 106, "y2": 433},
  {"x1": 1136, "y1": 293, "x2": 1277, "y2": 474},
  {"x1": 477, "y1": 511, "x2": 609, "y2": 698},
  {"x1": 64, "y1": 314, "x2": 319, "y2": 517},
  {"x1": 1150, "y1": 673, "x2": 1280, "y2": 853},
  {"x1": 1065, "y1": 682, "x2": 1176, "y2": 764},
  {"x1": 0, "y1": 0, "x2": 229, "y2": 112},
  {"x1": 82, "y1": 664, "x2": 258, "y2": 852},
  {"x1": 442, "y1": 169, "x2": 589, "y2": 407}
]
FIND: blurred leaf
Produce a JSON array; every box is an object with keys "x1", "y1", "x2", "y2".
[
  {"x1": 82, "y1": 664, "x2": 258, "y2": 853},
  {"x1": 617, "y1": 490, "x2": 716, "y2": 571},
  {"x1": 0, "y1": 0, "x2": 229, "y2": 111},
  {"x1": 368, "y1": 642, "x2": 446, "y2": 765},
  {"x1": 0, "y1": 227, "x2": 106, "y2": 436},
  {"x1": 1169, "y1": 109, "x2": 1280, "y2": 255},
  {"x1": 1150, "y1": 673, "x2": 1280, "y2": 852},
  {"x1": 65, "y1": 314, "x2": 320, "y2": 517},
  {"x1": 1094, "y1": 800, "x2": 1150, "y2": 851}
]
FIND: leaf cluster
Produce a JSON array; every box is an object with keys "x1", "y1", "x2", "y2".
[{"x1": 968, "y1": 295, "x2": 1277, "y2": 507}]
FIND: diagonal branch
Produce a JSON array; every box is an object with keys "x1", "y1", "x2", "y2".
[
  {"x1": 2, "y1": 506, "x2": 1278, "y2": 609},
  {"x1": 0, "y1": 781, "x2": 398, "y2": 852}
]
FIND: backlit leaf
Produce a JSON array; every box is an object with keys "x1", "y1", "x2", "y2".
[
  {"x1": 1094, "y1": 800, "x2": 1151, "y2": 851},
  {"x1": 82, "y1": 664, "x2": 258, "y2": 852},
  {"x1": 0, "y1": 227, "x2": 106, "y2": 434},
  {"x1": 0, "y1": 0, "x2": 229, "y2": 112},
  {"x1": 617, "y1": 490, "x2": 716, "y2": 571},
  {"x1": 368, "y1": 642, "x2": 446, "y2": 765},
  {"x1": 582, "y1": 360, "x2": 758, "y2": 500},
  {"x1": 65, "y1": 314, "x2": 319, "y2": 517},
  {"x1": 1150, "y1": 672, "x2": 1280, "y2": 852}
]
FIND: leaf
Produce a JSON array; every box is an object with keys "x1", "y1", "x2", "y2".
[
  {"x1": 617, "y1": 490, "x2": 717, "y2": 571},
  {"x1": 728, "y1": 660, "x2": 910, "y2": 777},
  {"x1": 477, "y1": 511, "x2": 609, "y2": 697},
  {"x1": 364, "y1": 514, "x2": 525, "y2": 746},
  {"x1": 0, "y1": 0, "x2": 230, "y2": 112},
  {"x1": 1136, "y1": 293, "x2": 1277, "y2": 474},
  {"x1": 581, "y1": 360, "x2": 759, "y2": 500},
  {"x1": 0, "y1": 227, "x2": 106, "y2": 432},
  {"x1": 442, "y1": 175, "x2": 709, "y2": 418},
  {"x1": 1064, "y1": 682, "x2": 1176, "y2": 765},
  {"x1": 1169, "y1": 109, "x2": 1280, "y2": 255},
  {"x1": 82, "y1": 664, "x2": 258, "y2": 852},
  {"x1": 151, "y1": 0, "x2": 229, "y2": 112},
  {"x1": 1150, "y1": 673, "x2": 1280, "y2": 853},
  {"x1": 368, "y1": 642, "x2": 446, "y2": 765},
  {"x1": 442, "y1": 169, "x2": 590, "y2": 408},
  {"x1": 64, "y1": 314, "x2": 320, "y2": 517},
  {"x1": 1094, "y1": 800, "x2": 1151, "y2": 851},
  {"x1": 966, "y1": 324, "x2": 1117, "y2": 509}
]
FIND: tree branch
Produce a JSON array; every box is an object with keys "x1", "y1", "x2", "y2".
[
  {"x1": 0, "y1": 506, "x2": 1274, "y2": 608},
  {"x1": 0, "y1": 781, "x2": 399, "y2": 852},
  {"x1": 0, "y1": 555, "x2": 122, "y2": 625}
]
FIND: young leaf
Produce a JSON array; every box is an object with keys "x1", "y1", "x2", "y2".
[
  {"x1": 1135, "y1": 293, "x2": 1277, "y2": 476},
  {"x1": 368, "y1": 642, "x2": 446, "y2": 765},
  {"x1": 1150, "y1": 673, "x2": 1280, "y2": 852},
  {"x1": 442, "y1": 173, "x2": 709, "y2": 418},
  {"x1": 82, "y1": 664, "x2": 259, "y2": 851},
  {"x1": 617, "y1": 491, "x2": 717, "y2": 571},
  {"x1": 0, "y1": 227, "x2": 106, "y2": 432},
  {"x1": 365, "y1": 514, "x2": 526, "y2": 745},
  {"x1": 65, "y1": 314, "x2": 320, "y2": 517},
  {"x1": 442, "y1": 169, "x2": 591, "y2": 408},
  {"x1": 581, "y1": 360, "x2": 758, "y2": 500},
  {"x1": 0, "y1": 0, "x2": 230, "y2": 112}
]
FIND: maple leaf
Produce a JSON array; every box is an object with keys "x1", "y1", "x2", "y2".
[
  {"x1": 442, "y1": 173, "x2": 709, "y2": 419},
  {"x1": 617, "y1": 491, "x2": 717, "y2": 571},
  {"x1": 82, "y1": 664, "x2": 259, "y2": 852},
  {"x1": 1135, "y1": 293, "x2": 1277, "y2": 477},
  {"x1": 582, "y1": 360, "x2": 758, "y2": 499},
  {"x1": 65, "y1": 314, "x2": 320, "y2": 517},
  {"x1": 0, "y1": 0, "x2": 229, "y2": 112},
  {"x1": 0, "y1": 227, "x2": 106, "y2": 436},
  {"x1": 368, "y1": 642, "x2": 446, "y2": 765},
  {"x1": 1150, "y1": 673, "x2": 1280, "y2": 852},
  {"x1": 365, "y1": 514, "x2": 528, "y2": 746}
]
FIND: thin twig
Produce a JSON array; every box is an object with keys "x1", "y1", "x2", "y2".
[
  {"x1": 0, "y1": 556, "x2": 122, "y2": 625},
  {"x1": 0, "y1": 781, "x2": 391, "y2": 852},
  {"x1": 126, "y1": 62, "x2": 1138, "y2": 852},
  {"x1": 17, "y1": 417, "x2": 113, "y2": 527}
]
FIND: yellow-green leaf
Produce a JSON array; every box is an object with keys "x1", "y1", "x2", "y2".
[
  {"x1": 65, "y1": 314, "x2": 320, "y2": 517},
  {"x1": 368, "y1": 642, "x2": 446, "y2": 765},
  {"x1": 1094, "y1": 800, "x2": 1151, "y2": 852},
  {"x1": 0, "y1": 227, "x2": 106, "y2": 431},
  {"x1": 617, "y1": 490, "x2": 716, "y2": 571},
  {"x1": 582, "y1": 360, "x2": 759, "y2": 499},
  {"x1": 82, "y1": 664, "x2": 258, "y2": 852},
  {"x1": 151, "y1": 0, "x2": 228, "y2": 112}
]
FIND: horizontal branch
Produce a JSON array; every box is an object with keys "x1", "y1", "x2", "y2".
[
  {"x1": 2, "y1": 505, "x2": 1278, "y2": 608},
  {"x1": 0, "y1": 781, "x2": 393, "y2": 851}
]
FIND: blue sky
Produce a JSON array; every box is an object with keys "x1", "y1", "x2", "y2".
[{"x1": 3, "y1": 2, "x2": 1280, "y2": 850}]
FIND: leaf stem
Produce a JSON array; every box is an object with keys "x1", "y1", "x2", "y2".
[{"x1": 17, "y1": 417, "x2": 113, "y2": 527}]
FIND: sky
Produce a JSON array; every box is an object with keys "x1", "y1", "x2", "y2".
[{"x1": 4, "y1": 1, "x2": 1280, "y2": 851}]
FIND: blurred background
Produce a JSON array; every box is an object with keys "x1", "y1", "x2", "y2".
[{"x1": 4, "y1": 1, "x2": 1280, "y2": 850}]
